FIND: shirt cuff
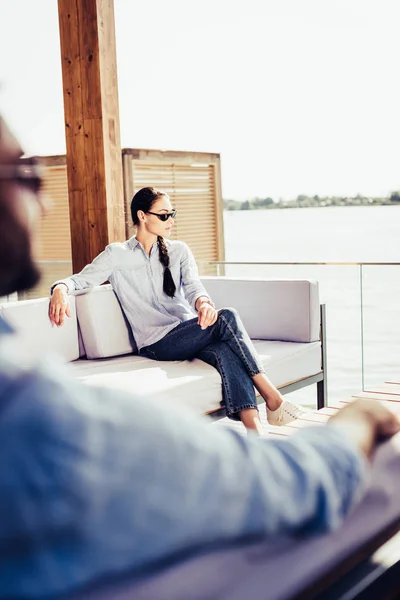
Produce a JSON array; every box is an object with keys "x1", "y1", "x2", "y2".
[{"x1": 50, "y1": 280, "x2": 74, "y2": 295}]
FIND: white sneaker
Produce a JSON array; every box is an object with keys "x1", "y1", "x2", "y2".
[{"x1": 267, "y1": 400, "x2": 308, "y2": 426}]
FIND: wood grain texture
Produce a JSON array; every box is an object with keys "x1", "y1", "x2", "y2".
[{"x1": 58, "y1": 0, "x2": 124, "y2": 272}]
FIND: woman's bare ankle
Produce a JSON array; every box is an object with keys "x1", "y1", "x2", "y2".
[
  {"x1": 239, "y1": 408, "x2": 264, "y2": 435},
  {"x1": 252, "y1": 373, "x2": 284, "y2": 411},
  {"x1": 264, "y1": 394, "x2": 283, "y2": 411}
]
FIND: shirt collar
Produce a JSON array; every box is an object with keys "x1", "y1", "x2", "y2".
[
  {"x1": 128, "y1": 236, "x2": 143, "y2": 250},
  {"x1": 0, "y1": 316, "x2": 14, "y2": 336},
  {"x1": 128, "y1": 235, "x2": 139, "y2": 250},
  {"x1": 129, "y1": 236, "x2": 169, "y2": 251}
]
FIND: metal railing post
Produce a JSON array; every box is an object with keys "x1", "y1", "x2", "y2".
[{"x1": 360, "y1": 264, "x2": 365, "y2": 391}]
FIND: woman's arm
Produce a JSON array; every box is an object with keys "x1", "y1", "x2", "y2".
[
  {"x1": 195, "y1": 296, "x2": 218, "y2": 330},
  {"x1": 180, "y1": 243, "x2": 213, "y2": 309},
  {"x1": 51, "y1": 246, "x2": 113, "y2": 294},
  {"x1": 195, "y1": 296, "x2": 215, "y2": 311},
  {"x1": 49, "y1": 246, "x2": 113, "y2": 326},
  {"x1": 180, "y1": 243, "x2": 218, "y2": 329}
]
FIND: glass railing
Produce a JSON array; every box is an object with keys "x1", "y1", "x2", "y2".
[{"x1": 198, "y1": 261, "x2": 400, "y2": 408}]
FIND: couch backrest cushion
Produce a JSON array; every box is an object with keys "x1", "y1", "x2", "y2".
[
  {"x1": 75, "y1": 278, "x2": 319, "y2": 359},
  {"x1": 0, "y1": 296, "x2": 80, "y2": 363},
  {"x1": 200, "y1": 277, "x2": 320, "y2": 343},
  {"x1": 75, "y1": 286, "x2": 137, "y2": 359}
]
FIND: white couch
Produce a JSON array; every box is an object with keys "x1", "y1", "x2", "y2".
[{"x1": 0, "y1": 277, "x2": 326, "y2": 416}]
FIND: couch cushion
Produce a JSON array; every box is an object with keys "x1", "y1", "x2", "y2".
[
  {"x1": 69, "y1": 340, "x2": 321, "y2": 415},
  {"x1": 254, "y1": 340, "x2": 321, "y2": 392},
  {"x1": 75, "y1": 279, "x2": 320, "y2": 360},
  {"x1": 0, "y1": 296, "x2": 80, "y2": 364},
  {"x1": 75, "y1": 286, "x2": 137, "y2": 359},
  {"x1": 201, "y1": 277, "x2": 320, "y2": 343}
]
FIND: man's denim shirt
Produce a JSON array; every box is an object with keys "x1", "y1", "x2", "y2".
[
  {"x1": 53, "y1": 237, "x2": 210, "y2": 350},
  {"x1": 0, "y1": 317, "x2": 367, "y2": 599}
]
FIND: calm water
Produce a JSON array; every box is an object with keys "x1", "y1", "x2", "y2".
[{"x1": 222, "y1": 205, "x2": 400, "y2": 407}]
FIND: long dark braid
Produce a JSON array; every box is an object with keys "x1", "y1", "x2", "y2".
[
  {"x1": 157, "y1": 235, "x2": 176, "y2": 297},
  {"x1": 130, "y1": 186, "x2": 176, "y2": 298}
]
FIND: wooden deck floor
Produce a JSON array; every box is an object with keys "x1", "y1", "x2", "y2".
[{"x1": 214, "y1": 380, "x2": 400, "y2": 437}]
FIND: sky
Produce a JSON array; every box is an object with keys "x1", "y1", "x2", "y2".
[{"x1": 0, "y1": 0, "x2": 399, "y2": 201}]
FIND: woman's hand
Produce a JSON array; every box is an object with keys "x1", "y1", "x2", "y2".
[
  {"x1": 197, "y1": 301, "x2": 218, "y2": 330},
  {"x1": 49, "y1": 284, "x2": 71, "y2": 327}
]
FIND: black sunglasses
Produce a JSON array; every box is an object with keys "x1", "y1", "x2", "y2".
[
  {"x1": 0, "y1": 157, "x2": 44, "y2": 194},
  {"x1": 146, "y1": 209, "x2": 177, "y2": 222}
]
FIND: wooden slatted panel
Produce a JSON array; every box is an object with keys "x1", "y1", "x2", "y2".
[
  {"x1": 37, "y1": 166, "x2": 72, "y2": 261},
  {"x1": 21, "y1": 261, "x2": 73, "y2": 301},
  {"x1": 21, "y1": 165, "x2": 73, "y2": 300},
  {"x1": 129, "y1": 161, "x2": 219, "y2": 272}
]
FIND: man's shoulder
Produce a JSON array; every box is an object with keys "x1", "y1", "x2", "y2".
[
  {"x1": 0, "y1": 316, "x2": 14, "y2": 335},
  {"x1": 0, "y1": 355, "x2": 69, "y2": 440},
  {"x1": 0, "y1": 351, "x2": 154, "y2": 434},
  {"x1": 0, "y1": 350, "x2": 96, "y2": 419},
  {"x1": 0, "y1": 353, "x2": 71, "y2": 401}
]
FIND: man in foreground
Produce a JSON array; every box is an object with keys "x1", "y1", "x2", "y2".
[{"x1": 0, "y1": 114, "x2": 399, "y2": 599}]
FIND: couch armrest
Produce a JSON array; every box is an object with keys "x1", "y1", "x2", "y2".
[
  {"x1": 0, "y1": 295, "x2": 80, "y2": 362},
  {"x1": 200, "y1": 277, "x2": 320, "y2": 343}
]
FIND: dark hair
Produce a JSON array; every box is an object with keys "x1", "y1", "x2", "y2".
[{"x1": 130, "y1": 187, "x2": 176, "y2": 298}]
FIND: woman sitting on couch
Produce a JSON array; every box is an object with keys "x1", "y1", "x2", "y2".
[{"x1": 49, "y1": 186, "x2": 305, "y2": 433}]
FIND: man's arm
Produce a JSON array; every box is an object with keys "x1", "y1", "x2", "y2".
[{"x1": 3, "y1": 359, "x2": 398, "y2": 600}]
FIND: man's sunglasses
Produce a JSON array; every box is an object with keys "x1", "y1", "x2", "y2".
[
  {"x1": 146, "y1": 209, "x2": 177, "y2": 222},
  {"x1": 0, "y1": 157, "x2": 44, "y2": 194}
]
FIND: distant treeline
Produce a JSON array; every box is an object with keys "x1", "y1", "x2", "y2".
[{"x1": 224, "y1": 192, "x2": 400, "y2": 211}]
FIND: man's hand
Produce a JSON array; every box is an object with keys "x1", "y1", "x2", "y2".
[
  {"x1": 49, "y1": 284, "x2": 71, "y2": 327},
  {"x1": 329, "y1": 399, "x2": 400, "y2": 460},
  {"x1": 197, "y1": 301, "x2": 218, "y2": 330}
]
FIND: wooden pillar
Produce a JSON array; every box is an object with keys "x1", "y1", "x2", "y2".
[{"x1": 58, "y1": 0, "x2": 125, "y2": 273}]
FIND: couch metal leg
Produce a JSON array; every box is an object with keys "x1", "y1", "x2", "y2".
[
  {"x1": 318, "y1": 304, "x2": 327, "y2": 409},
  {"x1": 317, "y1": 380, "x2": 326, "y2": 410}
]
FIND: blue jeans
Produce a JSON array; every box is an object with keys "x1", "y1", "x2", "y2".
[{"x1": 140, "y1": 308, "x2": 265, "y2": 420}]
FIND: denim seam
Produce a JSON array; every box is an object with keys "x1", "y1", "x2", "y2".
[
  {"x1": 201, "y1": 348, "x2": 235, "y2": 417},
  {"x1": 201, "y1": 348, "x2": 258, "y2": 419},
  {"x1": 219, "y1": 313, "x2": 262, "y2": 376},
  {"x1": 233, "y1": 403, "x2": 260, "y2": 412}
]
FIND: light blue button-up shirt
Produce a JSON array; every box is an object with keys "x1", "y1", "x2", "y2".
[
  {"x1": 53, "y1": 237, "x2": 210, "y2": 350},
  {"x1": 0, "y1": 316, "x2": 367, "y2": 599}
]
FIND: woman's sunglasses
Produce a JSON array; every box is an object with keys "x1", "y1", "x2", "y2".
[
  {"x1": 146, "y1": 209, "x2": 177, "y2": 222},
  {"x1": 0, "y1": 157, "x2": 44, "y2": 194}
]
